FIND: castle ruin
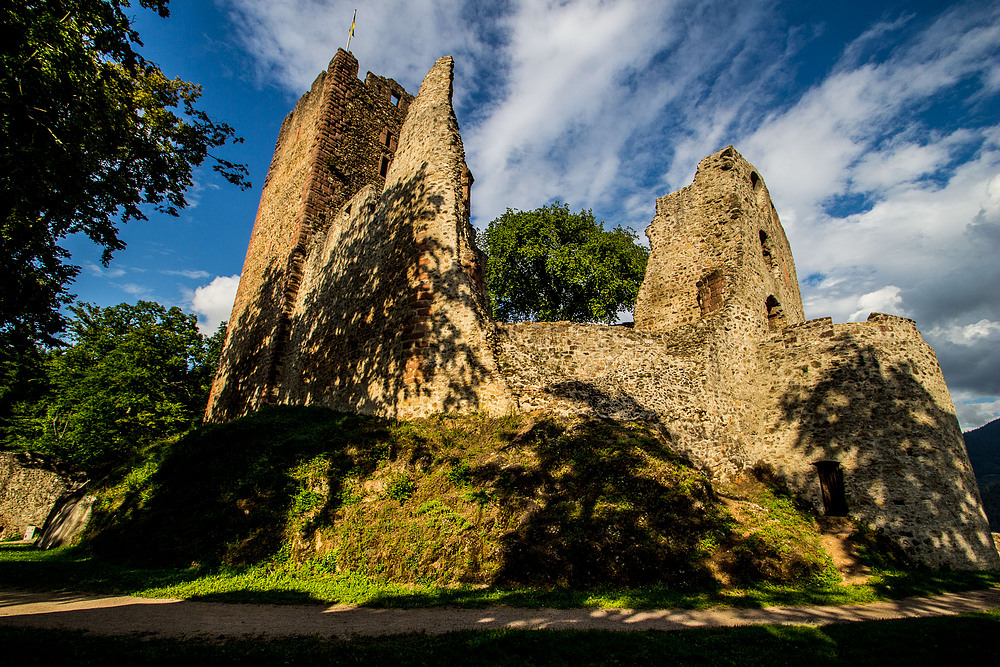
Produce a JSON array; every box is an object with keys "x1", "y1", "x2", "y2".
[{"x1": 207, "y1": 51, "x2": 999, "y2": 570}]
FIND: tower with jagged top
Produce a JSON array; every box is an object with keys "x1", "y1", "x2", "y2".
[{"x1": 206, "y1": 51, "x2": 508, "y2": 422}]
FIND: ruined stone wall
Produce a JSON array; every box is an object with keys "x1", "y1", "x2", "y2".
[
  {"x1": 0, "y1": 452, "x2": 85, "y2": 540},
  {"x1": 755, "y1": 313, "x2": 999, "y2": 568},
  {"x1": 495, "y1": 322, "x2": 753, "y2": 477},
  {"x1": 494, "y1": 312, "x2": 998, "y2": 568},
  {"x1": 206, "y1": 50, "x2": 413, "y2": 422},
  {"x1": 628, "y1": 147, "x2": 807, "y2": 480},
  {"x1": 275, "y1": 57, "x2": 513, "y2": 418}
]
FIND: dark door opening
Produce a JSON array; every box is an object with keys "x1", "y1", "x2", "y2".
[{"x1": 812, "y1": 460, "x2": 848, "y2": 516}]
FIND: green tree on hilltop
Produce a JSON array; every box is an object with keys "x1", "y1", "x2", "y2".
[
  {"x1": 0, "y1": 0, "x2": 250, "y2": 351},
  {"x1": 482, "y1": 202, "x2": 649, "y2": 323}
]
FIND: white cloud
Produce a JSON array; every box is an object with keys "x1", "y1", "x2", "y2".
[
  {"x1": 119, "y1": 283, "x2": 152, "y2": 297},
  {"x1": 224, "y1": 0, "x2": 477, "y2": 95},
  {"x1": 953, "y1": 392, "x2": 1000, "y2": 431},
  {"x1": 980, "y1": 172, "x2": 1000, "y2": 224},
  {"x1": 931, "y1": 319, "x2": 1000, "y2": 346},
  {"x1": 162, "y1": 269, "x2": 211, "y2": 279},
  {"x1": 849, "y1": 133, "x2": 972, "y2": 193},
  {"x1": 469, "y1": 1, "x2": 672, "y2": 217},
  {"x1": 85, "y1": 263, "x2": 126, "y2": 278},
  {"x1": 849, "y1": 285, "x2": 905, "y2": 322},
  {"x1": 190, "y1": 275, "x2": 240, "y2": 334}
]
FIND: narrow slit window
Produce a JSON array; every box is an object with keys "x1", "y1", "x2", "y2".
[
  {"x1": 379, "y1": 156, "x2": 390, "y2": 177},
  {"x1": 759, "y1": 230, "x2": 771, "y2": 258},
  {"x1": 383, "y1": 131, "x2": 393, "y2": 148},
  {"x1": 391, "y1": 92, "x2": 401, "y2": 107}
]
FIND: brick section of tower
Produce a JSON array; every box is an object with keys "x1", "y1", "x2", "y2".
[
  {"x1": 272, "y1": 56, "x2": 514, "y2": 418},
  {"x1": 206, "y1": 49, "x2": 413, "y2": 422}
]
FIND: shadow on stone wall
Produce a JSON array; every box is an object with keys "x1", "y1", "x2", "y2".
[
  {"x1": 281, "y1": 162, "x2": 497, "y2": 416},
  {"x1": 772, "y1": 342, "x2": 997, "y2": 568},
  {"x1": 207, "y1": 260, "x2": 287, "y2": 422},
  {"x1": 543, "y1": 380, "x2": 657, "y2": 421}
]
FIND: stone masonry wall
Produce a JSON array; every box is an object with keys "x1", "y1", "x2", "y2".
[
  {"x1": 0, "y1": 452, "x2": 85, "y2": 539},
  {"x1": 754, "y1": 313, "x2": 999, "y2": 568},
  {"x1": 206, "y1": 50, "x2": 413, "y2": 422},
  {"x1": 274, "y1": 57, "x2": 513, "y2": 418},
  {"x1": 496, "y1": 321, "x2": 751, "y2": 477}
]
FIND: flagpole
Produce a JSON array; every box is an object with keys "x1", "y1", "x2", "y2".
[{"x1": 346, "y1": 9, "x2": 356, "y2": 51}]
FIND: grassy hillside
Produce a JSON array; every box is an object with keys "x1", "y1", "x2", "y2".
[
  {"x1": 82, "y1": 406, "x2": 840, "y2": 591},
  {"x1": 965, "y1": 417, "x2": 1000, "y2": 530}
]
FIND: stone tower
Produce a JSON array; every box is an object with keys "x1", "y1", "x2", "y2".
[
  {"x1": 207, "y1": 53, "x2": 512, "y2": 422},
  {"x1": 635, "y1": 145, "x2": 804, "y2": 336},
  {"x1": 206, "y1": 50, "x2": 413, "y2": 422}
]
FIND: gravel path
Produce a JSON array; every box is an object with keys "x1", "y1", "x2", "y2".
[{"x1": 2, "y1": 588, "x2": 999, "y2": 639}]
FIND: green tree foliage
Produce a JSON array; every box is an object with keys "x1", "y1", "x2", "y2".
[
  {"x1": 4, "y1": 301, "x2": 222, "y2": 475},
  {"x1": 0, "y1": 0, "x2": 250, "y2": 350},
  {"x1": 482, "y1": 203, "x2": 649, "y2": 323}
]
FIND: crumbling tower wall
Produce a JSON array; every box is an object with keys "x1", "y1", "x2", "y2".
[
  {"x1": 206, "y1": 49, "x2": 413, "y2": 422},
  {"x1": 754, "y1": 313, "x2": 999, "y2": 568},
  {"x1": 635, "y1": 145, "x2": 804, "y2": 336},
  {"x1": 274, "y1": 56, "x2": 512, "y2": 417}
]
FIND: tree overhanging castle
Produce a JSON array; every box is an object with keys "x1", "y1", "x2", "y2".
[{"x1": 206, "y1": 50, "x2": 999, "y2": 570}]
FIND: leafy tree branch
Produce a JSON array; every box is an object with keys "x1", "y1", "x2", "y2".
[{"x1": 1, "y1": 0, "x2": 250, "y2": 349}]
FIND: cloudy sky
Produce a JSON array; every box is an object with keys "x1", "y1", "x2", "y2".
[{"x1": 66, "y1": 0, "x2": 1000, "y2": 429}]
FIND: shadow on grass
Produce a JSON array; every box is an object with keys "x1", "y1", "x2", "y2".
[
  {"x1": 86, "y1": 406, "x2": 393, "y2": 567},
  {"x1": 465, "y1": 416, "x2": 730, "y2": 589},
  {"x1": 2, "y1": 612, "x2": 999, "y2": 665}
]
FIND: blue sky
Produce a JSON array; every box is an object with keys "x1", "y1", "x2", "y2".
[{"x1": 66, "y1": 0, "x2": 1000, "y2": 429}]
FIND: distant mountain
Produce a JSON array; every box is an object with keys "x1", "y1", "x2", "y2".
[{"x1": 964, "y1": 418, "x2": 1000, "y2": 531}]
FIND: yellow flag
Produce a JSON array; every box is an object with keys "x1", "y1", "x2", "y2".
[{"x1": 347, "y1": 9, "x2": 357, "y2": 50}]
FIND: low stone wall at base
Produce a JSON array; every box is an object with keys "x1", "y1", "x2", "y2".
[{"x1": 0, "y1": 452, "x2": 89, "y2": 546}]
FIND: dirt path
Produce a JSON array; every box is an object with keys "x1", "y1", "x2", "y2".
[{"x1": 2, "y1": 588, "x2": 999, "y2": 639}]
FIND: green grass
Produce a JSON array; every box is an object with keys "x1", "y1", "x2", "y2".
[
  {"x1": 2, "y1": 611, "x2": 998, "y2": 665},
  {"x1": 3, "y1": 542, "x2": 998, "y2": 610},
  {"x1": 78, "y1": 406, "x2": 848, "y2": 589},
  {"x1": 6, "y1": 405, "x2": 997, "y2": 613}
]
